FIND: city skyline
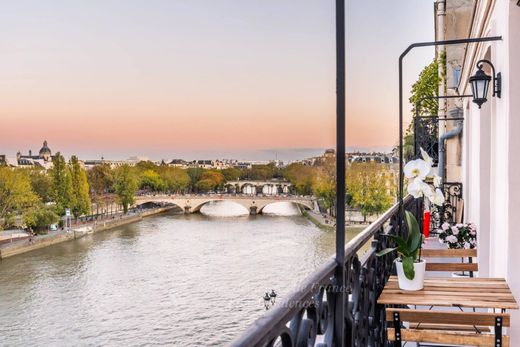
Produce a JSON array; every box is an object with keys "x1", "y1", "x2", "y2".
[
  {"x1": 7, "y1": 139, "x2": 394, "y2": 162},
  {"x1": 1, "y1": 1, "x2": 434, "y2": 159}
]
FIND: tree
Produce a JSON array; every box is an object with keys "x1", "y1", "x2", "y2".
[
  {"x1": 159, "y1": 167, "x2": 190, "y2": 193},
  {"x1": 88, "y1": 163, "x2": 114, "y2": 196},
  {"x1": 313, "y1": 178, "x2": 335, "y2": 214},
  {"x1": 69, "y1": 155, "x2": 91, "y2": 219},
  {"x1": 113, "y1": 165, "x2": 138, "y2": 214},
  {"x1": 27, "y1": 169, "x2": 53, "y2": 203},
  {"x1": 0, "y1": 167, "x2": 39, "y2": 230},
  {"x1": 187, "y1": 168, "x2": 204, "y2": 192},
  {"x1": 221, "y1": 167, "x2": 241, "y2": 182},
  {"x1": 347, "y1": 163, "x2": 394, "y2": 222},
  {"x1": 244, "y1": 164, "x2": 277, "y2": 181},
  {"x1": 283, "y1": 163, "x2": 315, "y2": 196},
  {"x1": 409, "y1": 58, "x2": 440, "y2": 117},
  {"x1": 51, "y1": 152, "x2": 74, "y2": 216},
  {"x1": 139, "y1": 169, "x2": 165, "y2": 192},
  {"x1": 23, "y1": 204, "x2": 59, "y2": 233},
  {"x1": 134, "y1": 160, "x2": 158, "y2": 173},
  {"x1": 196, "y1": 170, "x2": 225, "y2": 192},
  {"x1": 395, "y1": 58, "x2": 441, "y2": 161}
]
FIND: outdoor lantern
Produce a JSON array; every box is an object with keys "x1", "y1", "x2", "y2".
[
  {"x1": 269, "y1": 289, "x2": 277, "y2": 305},
  {"x1": 263, "y1": 292, "x2": 271, "y2": 310},
  {"x1": 469, "y1": 59, "x2": 501, "y2": 108}
]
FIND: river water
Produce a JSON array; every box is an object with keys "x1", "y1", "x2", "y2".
[{"x1": 0, "y1": 202, "x2": 363, "y2": 346}]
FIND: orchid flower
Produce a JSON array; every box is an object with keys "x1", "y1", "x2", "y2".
[
  {"x1": 404, "y1": 159, "x2": 431, "y2": 181},
  {"x1": 429, "y1": 188, "x2": 445, "y2": 206},
  {"x1": 433, "y1": 174, "x2": 442, "y2": 188},
  {"x1": 420, "y1": 147, "x2": 434, "y2": 166},
  {"x1": 407, "y1": 177, "x2": 433, "y2": 198}
]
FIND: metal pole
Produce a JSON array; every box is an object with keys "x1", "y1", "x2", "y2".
[
  {"x1": 335, "y1": 0, "x2": 346, "y2": 345},
  {"x1": 398, "y1": 36, "x2": 502, "y2": 226}
]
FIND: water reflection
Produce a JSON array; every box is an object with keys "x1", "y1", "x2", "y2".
[{"x1": 0, "y1": 209, "x2": 365, "y2": 346}]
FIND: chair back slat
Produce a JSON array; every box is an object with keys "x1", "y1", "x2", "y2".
[
  {"x1": 387, "y1": 328, "x2": 509, "y2": 347},
  {"x1": 421, "y1": 248, "x2": 477, "y2": 258},
  {"x1": 425, "y1": 263, "x2": 478, "y2": 272},
  {"x1": 421, "y1": 248, "x2": 478, "y2": 274},
  {"x1": 386, "y1": 309, "x2": 510, "y2": 347},
  {"x1": 385, "y1": 309, "x2": 510, "y2": 327}
]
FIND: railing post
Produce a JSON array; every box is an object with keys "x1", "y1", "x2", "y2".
[{"x1": 335, "y1": 0, "x2": 346, "y2": 346}]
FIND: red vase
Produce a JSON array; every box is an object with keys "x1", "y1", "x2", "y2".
[{"x1": 423, "y1": 210, "x2": 431, "y2": 238}]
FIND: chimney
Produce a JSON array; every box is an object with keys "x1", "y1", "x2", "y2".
[{"x1": 29, "y1": 150, "x2": 32, "y2": 157}]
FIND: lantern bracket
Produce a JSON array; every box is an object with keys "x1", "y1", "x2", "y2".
[{"x1": 476, "y1": 59, "x2": 502, "y2": 98}]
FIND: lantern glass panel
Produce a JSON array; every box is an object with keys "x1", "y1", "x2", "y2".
[{"x1": 477, "y1": 79, "x2": 489, "y2": 99}]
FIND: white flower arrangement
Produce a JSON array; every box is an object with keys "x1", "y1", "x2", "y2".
[
  {"x1": 438, "y1": 222, "x2": 477, "y2": 249},
  {"x1": 404, "y1": 148, "x2": 445, "y2": 207}
]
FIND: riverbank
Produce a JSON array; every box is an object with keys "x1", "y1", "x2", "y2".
[
  {"x1": 303, "y1": 210, "x2": 335, "y2": 231},
  {"x1": 0, "y1": 206, "x2": 175, "y2": 259},
  {"x1": 303, "y1": 210, "x2": 374, "y2": 231}
]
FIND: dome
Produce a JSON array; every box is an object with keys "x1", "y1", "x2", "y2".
[{"x1": 39, "y1": 140, "x2": 52, "y2": 157}]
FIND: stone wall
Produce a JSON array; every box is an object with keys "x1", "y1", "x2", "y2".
[{"x1": 0, "y1": 207, "x2": 174, "y2": 259}]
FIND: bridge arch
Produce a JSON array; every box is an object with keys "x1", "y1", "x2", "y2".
[
  {"x1": 257, "y1": 201, "x2": 313, "y2": 214},
  {"x1": 136, "y1": 200, "x2": 185, "y2": 212},
  {"x1": 190, "y1": 200, "x2": 250, "y2": 214}
]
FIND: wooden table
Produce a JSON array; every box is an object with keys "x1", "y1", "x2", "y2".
[
  {"x1": 378, "y1": 276, "x2": 518, "y2": 346},
  {"x1": 378, "y1": 276, "x2": 519, "y2": 310}
]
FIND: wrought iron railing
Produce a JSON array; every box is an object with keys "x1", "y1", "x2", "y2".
[
  {"x1": 231, "y1": 195, "x2": 422, "y2": 347},
  {"x1": 430, "y1": 182, "x2": 464, "y2": 232},
  {"x1": 414, "y1": 116, "x2": 439, "y2": 164}
]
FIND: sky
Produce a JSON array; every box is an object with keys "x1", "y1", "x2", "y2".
[{"x1": 0, "y1": 1, "x2": 434, "y2": 161}]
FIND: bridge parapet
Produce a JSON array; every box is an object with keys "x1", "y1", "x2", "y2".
[{"x1": 135, "y1": 194, "x2": 313, "y2": 215}]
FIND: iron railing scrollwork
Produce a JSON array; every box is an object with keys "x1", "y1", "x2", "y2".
[
  {"x1": 430, "y1": 182, "x2": 463, "y2": 232},
  {"x1": 413, "y1": 116, "x2": 439, "y2": 164},
  {"x1": 230, "y1": 195, "x2": 421, "y2": 347}
]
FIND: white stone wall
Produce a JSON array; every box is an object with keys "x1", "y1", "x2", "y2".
[{"x1": 459, "y1": 0, "x2": 520, "y2": 341}]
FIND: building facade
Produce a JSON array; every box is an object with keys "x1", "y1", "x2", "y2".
[{"x1": 445, "y1": 0, "x2": 520, "y2": 341}]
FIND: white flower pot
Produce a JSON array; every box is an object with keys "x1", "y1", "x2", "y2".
[{"x1": 395, "y1": 259, "x2": 426, "y2": 291}]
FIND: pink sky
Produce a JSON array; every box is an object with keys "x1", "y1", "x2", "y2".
[{"x1": 0, "y1": 1, "x2": 434, "y2": 160}]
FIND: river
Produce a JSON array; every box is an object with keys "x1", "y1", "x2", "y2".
[{"x1": 0, "y1": 202, "x2": 364, "y2": 346}]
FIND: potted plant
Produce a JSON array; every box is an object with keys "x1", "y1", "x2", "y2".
[
  {"x1": 377, "y1": 148, "x2": 445, "y2": 291},
  {"x1": 438, "y1": 222, "x2": 477, "y2": 277},
  {"x1": 438, "y1": 222, "x2": 477, "y2": 250}
]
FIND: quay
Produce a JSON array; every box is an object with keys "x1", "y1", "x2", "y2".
[{"x1": 0, "y1": 206, "x2": 174, "y2": 259}]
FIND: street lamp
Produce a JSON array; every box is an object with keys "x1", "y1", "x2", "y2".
[
  {"x1": 469, "y1": 59, "x2": 501, "y2": 108},
  {"x1": 269, "y1": 289, "x2": 277, "y2": 305},
  {"x1": 263, "y1": 292, "x2": 271, "y2": 310}
]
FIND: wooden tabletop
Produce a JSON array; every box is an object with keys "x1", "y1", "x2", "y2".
[{"x1": 378, "y1": 276, "x2": 519, "y2": 310}]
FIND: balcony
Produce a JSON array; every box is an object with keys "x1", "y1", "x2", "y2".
[{"x1": 231, "y1": 196, "x2": 422, "y2": 347}]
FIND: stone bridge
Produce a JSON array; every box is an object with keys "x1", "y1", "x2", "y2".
[
  {"x1": 225, "y1": 181, "x2": 292, "y2": 195},
  {"x1": 135, "y1": 194, "x2": 314, "y2": 215}
]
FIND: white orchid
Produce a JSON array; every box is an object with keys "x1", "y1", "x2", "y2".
[
  {"x1": 407, "y1": 177, "x2": 433, "y2": 198},
  {"x1": 420, "y1": 147, "x2": 434, "y2": 166},
  {"x1": 433, "y1": 174, "x2": 442, "y2": 188},
  {"x1": 429, "y1": 188, "x2": 445, "y2": 206},
  {"x1": 404, "y1": 159, "x2": 431, "y2": 180}
]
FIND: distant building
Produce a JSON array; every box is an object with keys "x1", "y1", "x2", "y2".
[
  {"x1": 17, "y1": 140, "x2": 53, "y2": 162},
  {"x1": 83, "y1": 159, "x2": 136, "y2": 170},
  {"x1": 349, "y1": 154, "x2": 398, "y2": 165},
  {"x1": 14, "y1": 140, "x2": 54, "y2": 169},
  {"x1": 169, "y1": 159, "x2": 188, "y2": 169}
]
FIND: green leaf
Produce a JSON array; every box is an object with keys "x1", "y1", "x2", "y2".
[
  {"x1": 388, "y1": 235, "x2": 408, "y2": 252},
  {"x1": 376, "y1": 248, "x2": 397, "y2": 257},
  {"x1": 402, "y1": 256, "x2": 415, "y2": 280},
  {"x1": 405, "y1": 211, "x2": 422, "y2": 254}
]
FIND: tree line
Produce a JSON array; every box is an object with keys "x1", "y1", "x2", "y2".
[{"x1": 0, "y1": 156, "x2": 396, "y2": 231}]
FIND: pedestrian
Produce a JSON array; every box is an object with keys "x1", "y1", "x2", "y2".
[{"x1": 28, "y1": 228, "x2": 34, "y2": 244}]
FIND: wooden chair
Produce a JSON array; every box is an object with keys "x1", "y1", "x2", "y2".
[
  {"x1": 421, "y1": 248, "x2": 478, "y2": 277},
  {"x1": 419, "y1": 247, "x2": 482, "y2": 345},
  {"x1": 386, "y1": 308, "x2": 510, "y2": 347}
]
